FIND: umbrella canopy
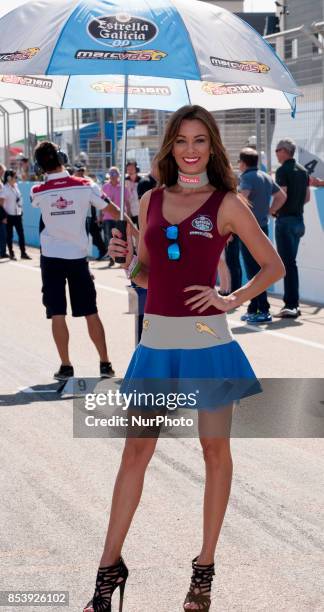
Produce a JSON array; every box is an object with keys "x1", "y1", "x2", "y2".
[
  {"x1": 0, "y1": 74, "x2": 297, "y2": 112},
  {"x1": 0, "y1": 0, "x2": 299, "y2": 97},
  {"x1": 0, "y1": 0, "x2": 301, "y2": 220}
]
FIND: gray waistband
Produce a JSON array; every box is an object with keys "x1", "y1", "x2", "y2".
[{"x1": 140, "y1": 314, "x2": 234, "y2": 349}]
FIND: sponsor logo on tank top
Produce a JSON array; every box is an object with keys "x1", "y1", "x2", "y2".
[{"x1": 190, "y1": 215, "x2": 213, "y2": 238}]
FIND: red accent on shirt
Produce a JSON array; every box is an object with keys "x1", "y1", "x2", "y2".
[
  {"x1": 32, "y1": 176, "x2": 91, "y2": 194},
  {"x1": 144, "y1": 187, "x2": 231, "y2": 317}
]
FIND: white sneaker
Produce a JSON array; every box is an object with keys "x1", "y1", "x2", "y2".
[{"x1": 278, "y1": 307, "x2": 301, "y2": 318}]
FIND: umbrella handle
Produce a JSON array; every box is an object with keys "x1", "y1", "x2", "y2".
[{"x1": 115, "y1": 219, "x2": 127, "y2": 263}]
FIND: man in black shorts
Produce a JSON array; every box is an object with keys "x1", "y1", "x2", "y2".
[{"x1": 31, "y1": 141, "x2": 125, "y2": 381}]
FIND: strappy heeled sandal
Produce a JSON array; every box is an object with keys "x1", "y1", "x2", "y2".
[
  {"x1": 83, "y1": 557, "x2": 128, "y2": 612},
  {"x1": 183, "y1": 556, "x2": 215, "y2": 611}
]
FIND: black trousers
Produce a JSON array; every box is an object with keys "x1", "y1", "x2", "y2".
[
  {"x1": 6, "y1": 214, "x2": 26, "y2": 255},
  {"x1": 224, "y1": 234, "x2": 242, "y2": 292},
  {"x1": 240, "y1": 225, "x2": 270, "y2": 313},
  {"x1": 86, "y1": 218, "x2": 106, "y2": 257}
]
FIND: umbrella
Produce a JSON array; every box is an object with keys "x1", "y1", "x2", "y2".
[{"x1": 0, "y1": 0, "x2": 301, "y2": 229}]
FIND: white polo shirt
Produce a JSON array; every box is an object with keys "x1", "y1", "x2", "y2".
[
  {"x1": 0, "y1": 183, "x2": 23, "y2": 215},
  {"x1": 31, "y1": 171, "x2": 107, "y2": 259}
]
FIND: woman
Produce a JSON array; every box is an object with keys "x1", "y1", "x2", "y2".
[
  {"x1": 84, "y1": 106, "x2": 285, "y2": 612},
  {"x1": 0, "y1": 170, "x2": 31, "y2": 260}
]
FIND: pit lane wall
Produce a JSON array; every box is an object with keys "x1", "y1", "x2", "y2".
[{"x1": 18, "y1": 182, "x2": 324, "y2": 305}]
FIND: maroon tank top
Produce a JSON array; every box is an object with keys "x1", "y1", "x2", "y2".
[{"x1": 144, "y1": 187, "x2": 231, "y2": 317}]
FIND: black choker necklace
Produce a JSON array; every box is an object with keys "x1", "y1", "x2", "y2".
[{"x1": 177, "y1": 170, "x2": 209, "y2": 189}]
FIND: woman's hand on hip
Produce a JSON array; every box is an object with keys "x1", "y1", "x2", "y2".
[{"x1": 183, "y1": 285, "x2": 238, "y2": 313}]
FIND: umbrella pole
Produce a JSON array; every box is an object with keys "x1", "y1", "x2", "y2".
[
  {"x1": 115, "y1": 74, "x2": 129, "y2": 263},
  {"x1": 120, "y1": 74, "x2": 129, "y2": 221}
]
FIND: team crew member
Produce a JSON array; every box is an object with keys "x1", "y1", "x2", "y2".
[
  {"x1": 0, "y1": 170, "x2": 31, "y2": 260},
  {"x1": 238, "y1": 147, "x2": 286, "y2": 322},
  {"x1": 275, "y1": 138, "x2": 310, "y2": 318},
  {"x1": 31, "y1": 141, "x2": 120, "y2": 381},
  {"x1": 84, "y1": 106, "x2": 285, "y2": 612}
]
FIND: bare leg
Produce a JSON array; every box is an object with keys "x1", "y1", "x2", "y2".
[
  {"x1": 85, "y1": 313, "x2": 109, "y2": 362},
  {"x1": 184, "y1": 404, "x2": 233, "y2": 610},
  {"x1": 100, "y1": 436, "x2": 158, "y2": 566},
  {"x1": 51, "y1": 315, "x2": 71, "y2": 365}
]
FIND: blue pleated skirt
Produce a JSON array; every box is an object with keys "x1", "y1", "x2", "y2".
[{"x1": 122, "y1": 314, "x2": 262, "y2": 410}]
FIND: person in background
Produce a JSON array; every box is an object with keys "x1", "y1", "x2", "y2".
[
  {"x1": 17, "y1": 155, "x2": 31, "y2": 181},
  {"x1": 137, "y1": 156, "x2": 159, "y2": 199},
  {"x1": 238, "y1": 148, "x2": 286, "y2": 323},
  {"x1": 309, "y1": 175, "x2": 324, "y2": 187},
  {"x1": 125, "y1": 160, "x2": 141, "y2": 227},
  {"x1": 275, "y1": 138, "x2": 310, "y2": 318},
  {"x1": 0, "y1": 170, "x2": 31, "y2": 260},
  {"x1": 0, "y1": 163, "x2": 6, "y2": 184},
  {"x1": 0, "y1": 197, "x2": 8, "y2": 258},
  {"x1": 223, "y1": 234, "x2": 242, "y2": 294},
  {"x1": 31, "y1": 141, "x2": 121, "y2": 381},
  {"x1": 102, "y1": 166, "x2": 131, "y2": 267},
  {"x1": 74, "y1": 164, "x2": 107, "y2": 261}
]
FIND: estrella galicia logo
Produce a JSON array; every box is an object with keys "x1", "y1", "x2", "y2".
[
  {"x1": 88, "y1": 13, "x2": 159, "y2": 48},
  {"x1": 192, "y1": 216, "x2": 213, "y2": 232}
]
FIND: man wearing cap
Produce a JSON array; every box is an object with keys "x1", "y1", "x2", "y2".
[{"x1": 274, "y1": 138, "x2": 310, "y2": 318}]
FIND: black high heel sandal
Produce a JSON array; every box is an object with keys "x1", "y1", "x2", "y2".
[
  {"x1": 183, "y1": 556, "x2": 215, "y2": 611},
  {"x1": 84, "y1": 557, "x2": 128, "y2": 612}
]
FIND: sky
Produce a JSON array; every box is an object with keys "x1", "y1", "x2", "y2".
[{"x1": 244, "y1": 0, "x2": 276, "y2": 11}]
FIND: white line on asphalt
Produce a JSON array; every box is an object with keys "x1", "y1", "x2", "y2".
[
  {"x1": 18, "y1": 386, "x2": 57, "y2": 394},
  {"x1": 228, "y1": 318, "x2": 324, "y2": 352},
  {"x1": 9, "y1": 262, "x2": 324, "y2": 352},
  {"x1": 10, "y1": 262, "x2": 40, "y2": 273},
  {"x1": 95, "y1": 283, "x2": 127, "y2": 296}
]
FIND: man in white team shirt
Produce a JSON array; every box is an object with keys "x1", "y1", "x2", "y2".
[{"x1": 31, "y1": 141, "x2": 120, "y2": 381}]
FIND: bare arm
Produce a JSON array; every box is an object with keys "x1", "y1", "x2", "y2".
[
  {"x1": 304, "y1": 186, "x2": 311, "y2": 203},
  {"x1": 309, "y1": 176, "x2": 324, "y2": 187},
  {"x1": 218, "y1": 193, "x2": 285, "y2": 307}
]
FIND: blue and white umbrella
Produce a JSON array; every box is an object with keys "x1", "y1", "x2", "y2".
[
  {"x1": 0, "y1": 0, "x2": 299, "y2": 92},
  {"x1": 0, "y1": 0, "x2": 301, "y2": 218}
]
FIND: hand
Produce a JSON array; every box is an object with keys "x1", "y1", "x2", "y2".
[
  {"x1": 108, "y1": 224, "x2": 134, "y2": 268},
  {"x1": 184, "y1": 285, "x2": 238, "y2": 313},
  {"x1": 269, "y1": 205, "x2": 278, "y2": 217},
  {"x1": 309, "y1": 176, "x2": 324, "y2": 187}
]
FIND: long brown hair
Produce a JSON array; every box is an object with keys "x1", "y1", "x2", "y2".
[{"x1": 157, "y1": 105, "x2": 237, "y2": 193}]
